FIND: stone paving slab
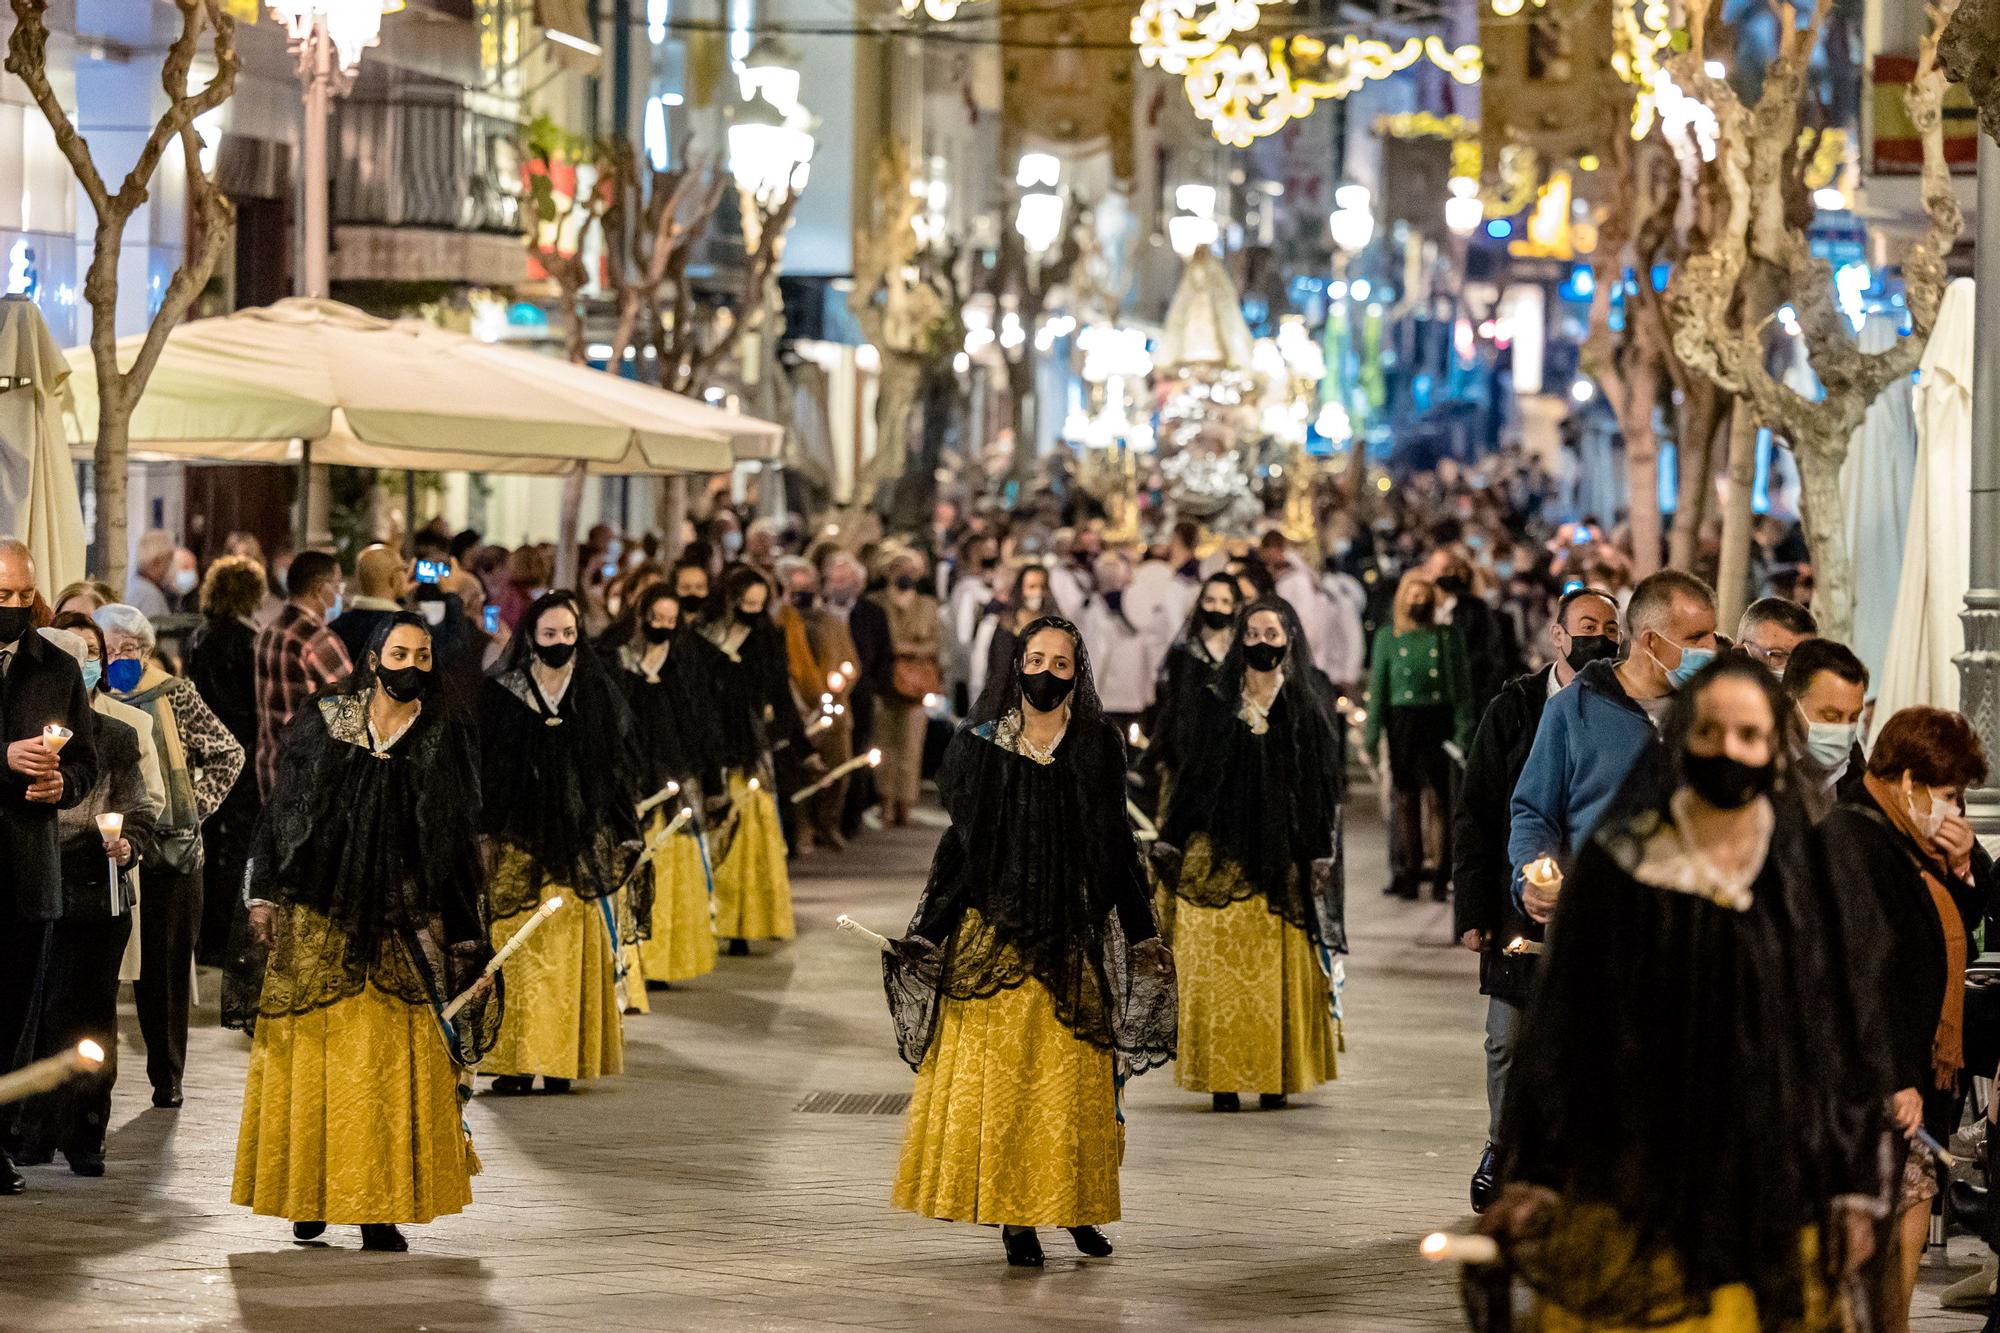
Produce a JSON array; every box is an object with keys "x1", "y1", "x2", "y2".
[{"x1": 0, "y1": 807, "x2": 1982, "y2": 1330}]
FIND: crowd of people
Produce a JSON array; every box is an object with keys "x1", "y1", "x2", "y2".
[{"x1": 0, "y1": 435, "x2": 1995, "y2": 1325}]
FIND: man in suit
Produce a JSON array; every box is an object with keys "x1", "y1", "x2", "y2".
[
  {"x1": 0, "y1": 539, "x2": 99, "y2": 1194},
  {"x1": 822, "y1": 552, "x2": 889, "y2": 838},
  {"x1": 1451, "y1": 584, "x2": 1618, "y2": 1213}
]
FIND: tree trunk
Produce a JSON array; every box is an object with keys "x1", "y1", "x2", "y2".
[
  {"x1": 657, "y1": 474, "x2": 689, "y2": 560},
  {"x1": 94, "y1": 409, "x2": 130, "y2": 590},
  {"x1": 1668, "y1": 387, "x2": 1723, "y2": 571},
  {"x1": 1715, "y1": 403, "x2": 1760, "y2": 630},
  {"x1": 1623, "y1": 374, "x2": 1664, "y2": 579},
  {"x1": 1007, "y1": 353, "x2": 1037, "y2": 482},
  {"x1": 554, "y1": 470, "x2": 587, "y2": 591},
  {"x1": 860, "y1": 354, "x2": 922, "y2": 516},
  {"x1": 1792, "y1": 436, "x2": 1854, "y2": 642}
]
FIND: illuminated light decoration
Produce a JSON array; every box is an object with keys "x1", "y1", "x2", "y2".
[
  {"x1": 900, "y1": 0, "x2": 989, "y2": 18},
  {"x1": 1508, "y1": 172, "x2": 1575, "y2": 260},
  {"x1": 1372, "y1": 111, "x2": 1477, "y2": 142},
  {"x1": 1611, "y1": 0, "x2": 1676, "y2": 138},
  {"x1": 1577, "y1": 153, "x2": 1601, "y2": 172},
  {"x1": 268, "y1": 1, "x2": 405, "y2": 73},
  {"x1": 1444, "y1": 175, "x2": 1482, "y2": 237},
  {"x1": 1168, "y1": 209, "x2": 1221, "y2": 257},
  {"x1": 1078, "y1": 325, "x2": 1155, "y2": 382},
  {"x1": 1182, "y1": 35, "x2": 1480, "y2": 147},
  {"x1": 1131, "y1": 0, "x2": 1266, "y2": 74},
  {"x1": 1655, "y1": 69, "x2": 1719, "y2": 163},
  {"x1": 727, "y1": 90, "x2": 815, "y2": 207},
  {"x1": 1570, "y1": 378, "x2": 1595, "y2": 403},
  {"x1": 1328, "y1": 183, "x2": 1374, "y2": 256},
  {"x1": 1814, "y1": 186, "x2": 1846, "y2": 211},
  {"x1": 1800, "y1": 128, "x2": 1848, "y2": 190},
  {"x1": 1017, "y1": 190, "x2": 1067, "y2": 256},
  {"x1": 6, "y1": 240, "x2": 36, "y2": 299},
  {"x1": 648, "y1": 0, "x2": 668, "y2": 44}
]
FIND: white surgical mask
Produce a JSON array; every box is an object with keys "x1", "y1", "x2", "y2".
[
  {"x1": 1801, "y1": 718, "x2": 1855, "y2": 770},
  {"x1": 1907, "y1": 778, "x2": 1953, "y2": 841}
]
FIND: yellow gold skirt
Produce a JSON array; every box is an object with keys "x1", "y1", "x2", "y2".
[
  {"x1": 1536, "y1": 1229, "x2": 1828, "y2": 1332},
  {"x1": 482, "y1": 878, "x2": 624, "y2": 1081},
  {"x1": 231, "y1": 982, "x2": 475, "y2": 1225},
  {"x1": 712, "y1": 770, "x2": 795, "y2": 942},
  {"x1": 892, "y1": 971, "x2": 1123, "y2": 1228},
  {"x1": 637, "y1": 813, "x2": 718, "y2": 982},
  {"x1": 1173, "y1": 844, "x2": 1337, "y2": 1095}
]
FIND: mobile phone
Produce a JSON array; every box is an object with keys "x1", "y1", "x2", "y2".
[
  {"x1": 483, "y1": 605, "x2": 500, "y2": 633},
  {"x1": 415, "y1": 558, "x2": 448, "y2": 584}
]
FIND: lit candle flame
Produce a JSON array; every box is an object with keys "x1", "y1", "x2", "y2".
[
  {"x1": 827, "y1": 671, "x2": 843, "y2": 690},
  {"x1": 747, "y1": 777, "x2": 762, "y2": 792},
  {"x1": 868, "y1": 748, "x2": 883, "y2": 766},
  {"x1": 76, "y1": 1039, "x2": 104, "y2": 1066}
]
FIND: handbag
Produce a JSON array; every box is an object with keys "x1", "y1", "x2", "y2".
[{"x1": 891, "y1": 653, "x2": 942, "y2": 704}]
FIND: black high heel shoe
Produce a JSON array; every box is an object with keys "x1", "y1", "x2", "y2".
[
  {"x1": 292, "y1": 1221, "x2": 326, "y2": 1243},
  {"x1": 542, "y1": 1076, "x2": 572, "y2": 1094},
  {"x1": 1211, "y1": 1092, "x2": 1240, "y2": 1112},
  {"x1": 489, "y1": 1075, "x2": 532, "y2": 1095},
  {"x1": 1067, "y1": 1226, "x2": 1113, "y2": 1258},
  {"x1": 360, "y1": 1223, "x2": 408, "y2": 1253},
  {"x1": 1001, "y1": 1225, "x2": 1044, "y2": 1267},
  {"x1": 1258, "y1": 1093, "x2": 1288, "y2": 1110}
]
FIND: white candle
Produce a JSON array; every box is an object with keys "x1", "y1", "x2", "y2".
[
  {"x1": 834, "y1": 914, "x2": 892, "y2": 952},
  {"x1": 443, "y1": 895, "x2": 566, "y2": 1020},
  {"x1": 1419, "y1": 1232, "x2": 1500, "y2": 1265},
  {"x1": 791, "y1": 748, "x2": 883, "y2": 804},
  {"x1": 0, "y1": 1040, "x2": 104, "y2": 1106},
  {"x1": 41, "y1": 723, "x2": 70, "y2": 752},
  {"x1": 1523, "y1": 855, "x2": 1562, "y2": 894},
  {"x1": 96, "y1": 812, "x2": 124, "y2": 915}
]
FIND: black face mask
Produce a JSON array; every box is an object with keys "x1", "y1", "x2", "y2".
[
  {"x1": 790, "y1": 591, "x2": 815, "y2": 611},
  {"x1": 1019, "y1": 668, "x2": 1076, "y2": 713},
  {"x1": 642, "y1": 622, "x2": 675, "y2": 645},
  {"x1": 1683, "y1": 751, "x2": 1776, "y2": 810},
  {"x1": 675, "y1": 593, "x2": 704, "y2": 618},
  {"x1": 0, "y1": 604, "x2": 28, "y2": 644},
  {"x1": 1410, "y1": 599, "x2": 1435, "y2": 621},
  {"x1": 1102, "y1": 590, "x2": 1124, "y2": 616},
  {"x1": 1244, "y1": 641, "x2": 1287, "y2": 672},
  {"x1": 375, "y1": 663, "x2": 433, "y2": 704},
  {"x1": 1564, "y1": 633, "x2": 1620, "y2": 672},
  {"x1": 1199, "y1": 607, "x2": 1234, "y2": 632},
  {"x1": 1436, "y1": 575, "x2": 1470, "y2": 598},
  {"x1": 893, "y1": 575, "x2": 918, "y2": 592},
  {"x1": 532, "y1": 639, "x2": 577, "y2": 670}
]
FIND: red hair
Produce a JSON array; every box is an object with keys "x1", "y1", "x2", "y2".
[{"x1": 1867, "y1": 707, "x2": 1990, "y2": 789}]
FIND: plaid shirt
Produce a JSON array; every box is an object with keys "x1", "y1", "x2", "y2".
[{"x1": 253, "y1": 603, "x2": 351, "y2": 797}]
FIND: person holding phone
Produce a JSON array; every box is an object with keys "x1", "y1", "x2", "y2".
[{"x1": 1821, "y1": 707, "x2": 1996, "y2": 1332}]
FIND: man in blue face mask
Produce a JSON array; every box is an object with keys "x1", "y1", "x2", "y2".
[
  {"x1": 1782, "y1": 636, "x2": 1869, "y2": 823},
  {"x1": 1508, "y1": 570, "x2": 1718, "y2": 927}
]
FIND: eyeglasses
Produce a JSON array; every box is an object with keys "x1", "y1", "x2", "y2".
[{"x1": 1745, "y1": 641, "x2": 1792, "y2": 668}]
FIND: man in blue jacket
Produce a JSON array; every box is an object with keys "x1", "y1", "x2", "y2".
[{"x1": 1506, "y1": 569, "x2": 1718, "y2": 926}]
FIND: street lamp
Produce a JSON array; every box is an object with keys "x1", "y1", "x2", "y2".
[
  {"x1": 727, "y1": 90, "x2": 815, "y2": 208},
  {"x1": 269, "y1": 2, "x2": 403, "y2": 301},
  {"x1": 1327, "y1": 183, "x2": 1374, "y2": 259},
  {"x1": 1015, "y1": 153, "x2": 1065, "y2": 257},
  {"x1": 1444, "y1": 176, "x2": 1483, "y2": 238},
  {"x1": 740, "y1": 34, "x2": 804, "y2": 118}
]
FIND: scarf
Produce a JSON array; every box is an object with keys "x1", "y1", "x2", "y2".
[
  {"x1": 120, "y1": 664, "x2": 197, "y2": 834},
  {"x1": 1864, "y1": 772, "x2": 1965, "y2": 1090}
]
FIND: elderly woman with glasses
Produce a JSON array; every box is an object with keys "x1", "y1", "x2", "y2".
[{"x1": 92, "y1": 602, "x2": 245, "y2": 1110}]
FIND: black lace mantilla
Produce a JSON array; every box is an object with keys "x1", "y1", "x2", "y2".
[
  {"x1": 884, "y1": 636, "x2": 1177, "y2": 1076},
  {"x1": 229, "y1": 684, "x2": 501, "y2": 1063}
]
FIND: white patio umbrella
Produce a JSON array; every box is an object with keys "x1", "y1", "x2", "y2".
[
  {"x1": 1873, "y1": 278, "x2": 1975, "y2": 733},
  {"x1": 1839, "y1": 313, "x2": 1917, "y2": 692},
  {"x1": 0, "y1": 295, "x2": 86, "y2": 595},
  {"x1": 61, "y1": 299, "x2": 760, "y2": 476}
]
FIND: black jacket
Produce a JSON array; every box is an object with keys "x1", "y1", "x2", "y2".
[
  {"x1": 846, "y1": 597, "x2": 892, "y2": 747},
  {"x1": 1451, "y1": 665, "x2": 1552, "y2": 1002},
  {"x1": 1, "y1": 629, "x2": 100, "y2": 922},
  {"x1": 1821, "y1": 784, "x2": 1993, "y2": 1103}
]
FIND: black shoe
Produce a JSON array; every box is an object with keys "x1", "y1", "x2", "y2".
[
  {"x1": 726, "y1": 939, "x2": 750, "y2": 957},
  {"x1": 11, "y1": 1145, "x2": 51, "y2": 1167},
  {"x1": 1001, "y1": 1225, "x2": 1044, "y2": 1267},
  {"x1": 1211, "y1": 1093, "x2": 1240, "y2": 1113},
  {"x1": 542, "y1": 1076, "x2": 572, "y2": 1094},
  {"x1": 1431, "y1": 878, "x2": 1451, "y2": 903},
  {"x1": 64, "y1": 1148, "x2": 105, "y2": 1178},
  {"x1": 152, "y1": 1084, "x2": 182, "y2": 1109},
  {"x1": 360, "y1": 1224, "x2": 408, "y2": 1253},
  {"x1": 292, "y1": 1221, "x2": 326, "y2": 1243},
  {"x1": 489, "y1": 1075, "x2": 533, "y2": 1096},
  {"x1": 1067, "y1": 1225, "x2": 1113, "y2": 1258},
  {"x1": 1470, "y1": 1143, "x2": 1499, "y2": 1215},
  {"x1": 1259, "y1": 1093, "x2": 1289, "y2": 1110},
  {"x1": 0, "y1": 1152, "x2": 23, "y2": 1196}
]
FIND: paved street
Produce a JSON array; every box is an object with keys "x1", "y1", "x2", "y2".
[{"x1": 1, "y1": 806, "x2": 1986, "y2": 1331}]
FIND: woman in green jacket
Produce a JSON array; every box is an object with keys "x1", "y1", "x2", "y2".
[{"x1": 1364, "y1": 571, "x2": 1473, "y2": 901}]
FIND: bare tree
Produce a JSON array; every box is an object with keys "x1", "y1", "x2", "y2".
[
  {"x1": 1663, "y1": 0, "x2": 1963, "y2": 637},
  {"x1": 650, "y1": 176, "x2": 801, "y2": 399},
  {"x1": 6, "y1": 0, "x2": 237, "y2": 587}
]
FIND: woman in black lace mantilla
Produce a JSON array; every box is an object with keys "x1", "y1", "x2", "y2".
[
  {"x1": 477, "y1": 591, "x2": 644, "y2": 1094},
  {"x1": 229, "y1": 612, "x2": 497, "y2": 1253},
  {"x1": 1155, "y1": 596, "x2": 1347, "y2": 1111},
  {"x1": 883, "y1": 616, "x2": 1175, "y2": 1268}
]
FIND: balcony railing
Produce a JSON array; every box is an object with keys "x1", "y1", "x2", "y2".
[{"x1": 332, "y1": 93, "x2": 523, "y2": 236}]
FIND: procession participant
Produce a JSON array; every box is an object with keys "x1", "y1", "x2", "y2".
[
  {"x1": 883, "y1": 617, "x2": 1176, "y2": 1267},
  {"x1": 231, "y1": 613, "x2": 501, "y2": 1252},
  {"x1": 870, "y1": 548, "x2": 942, "y2": 828},
  {"x1": 1144, "y1": 573, "x2": 1240, "y2": 809},
  {"x1": 704, "y1": 566, "x2": 802, "y2": 954},
  {"x1": 478, "y1": 593, "x2": 643, "y2": 1093},
  {"x1": 1156, "y1": 597, "x2": 1345, "y2": 1111},
  {"x1": 614, "y1": 584, "x2": 724, "y2": 986},
  {"x1": 9, "y1": 624, "x2": 158, "y2": 1178},
  {"x1": 1485, "y1": 657, "x2": 1891, "y2": 1330}
]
